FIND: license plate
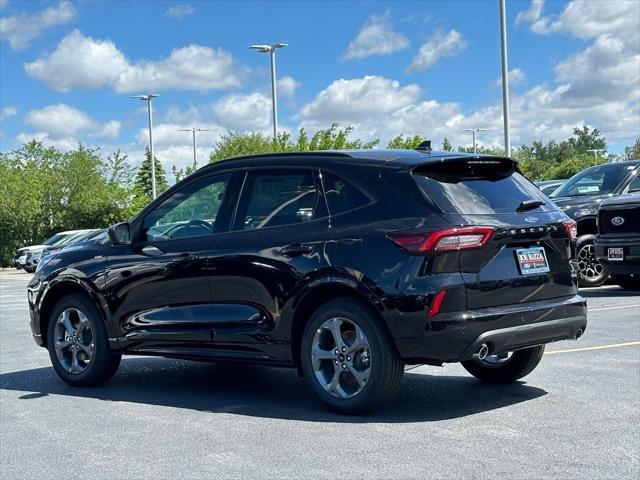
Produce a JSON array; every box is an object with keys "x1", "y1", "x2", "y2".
[
  {"x1": 516, "y1": 247, "x2": 550, "y2": 275},
  {"x1": 608, "y1": 247, "x2": 624, "y2": 261}
]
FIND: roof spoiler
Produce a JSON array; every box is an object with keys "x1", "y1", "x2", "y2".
[{"x1": 415, "y1": 140, "x2": 432, "y2": 153}]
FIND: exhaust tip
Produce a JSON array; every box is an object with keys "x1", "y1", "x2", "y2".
[{"x1": 476, "y1": 344, "x2": 489, "y2": 360}]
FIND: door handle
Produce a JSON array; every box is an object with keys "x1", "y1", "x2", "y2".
[
  {"x1": 141, "y1": 246, "x2": 164, "y2": 257},
  {"x1": 280, "y1": 244, "x2": 313, "y2": 257}
]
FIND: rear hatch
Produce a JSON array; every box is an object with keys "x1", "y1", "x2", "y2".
[{"x1": 413, "y1": 157, "x2": 576, "y2": 309}]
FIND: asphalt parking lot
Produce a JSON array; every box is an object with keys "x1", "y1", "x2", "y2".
[{"x1": 1, "y1": 269, "x2": 638, "y2": 479}]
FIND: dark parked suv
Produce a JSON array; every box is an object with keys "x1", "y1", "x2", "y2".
[
  {"x1": 550, "y1": 161, "x2": 640, "y2": 287},
  {"x1": 28, "y1": 148, "x2": 587, "y2": 413},
  {"x1": 594, "y1": 192, "x2": 640, "y2": 290}
]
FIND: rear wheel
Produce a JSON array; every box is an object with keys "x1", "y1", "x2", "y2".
[
  {"x1": 47, "y1": 294, "x2": 121, "y2": 386},
  {"x1": 576, "y1": 234, "x2": 607, "y2": 287},
  {"x1": 300, "y1": 298, "x2": 403, "y2": 414},
  {"x1": 461, "y1": 345, "x2": 545, "y2": 383},
  {"x1": 611, "y1": 275, "x2": 640, "y2": 291}
]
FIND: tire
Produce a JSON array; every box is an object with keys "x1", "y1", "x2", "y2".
[
  {"x1": 300, "y1": 298, "x2": 404, "y2": 414},
  {"x1": 461, "y1": 345, "x2": 545, "y2": 383},
  {"x1": 611, "y1": 275, "x2": 640, "y2": 291},
  {"x1": 47, "y1": 294, "x2": 121, "y2": 386},
  {"x1": 576, "y1": 234, "x2": 608, "y2": 287},
  {"x1": 23, "y1": 267, "x2": 35, "y2": 273}
]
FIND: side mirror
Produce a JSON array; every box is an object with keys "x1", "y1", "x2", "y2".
[{"x1": 107, "y1": 222, "x2": 131, "y2": 245}]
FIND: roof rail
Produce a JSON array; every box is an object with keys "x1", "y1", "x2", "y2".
[{"x1": 415, "y1": 140, "x2": 432, "y2": 153}]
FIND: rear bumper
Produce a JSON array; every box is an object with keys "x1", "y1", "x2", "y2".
[
  {"x1": 396, "y1": 294, "x2": 587, "y2": 363},
  {"x1": 594, "y1": 235, "x2": 640, "y2": 276}
]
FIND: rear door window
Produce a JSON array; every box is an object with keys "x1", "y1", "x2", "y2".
[
  {"x1": 413, "y1": 157, "x2": 552, "y2": 214},
  {"x1": 321, "y1": 171, "x2": 370, "y2": 215},
  {"x1": 234, "y1": 169, "x2": 321, "y2": 230}
]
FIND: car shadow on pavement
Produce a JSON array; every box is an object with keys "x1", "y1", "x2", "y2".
[{"x1": 0, "y1": 358, "x2": 546, "y2": 423}]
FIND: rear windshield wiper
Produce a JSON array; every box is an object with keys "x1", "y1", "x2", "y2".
[{"x1": 517, "y1": 199, "x2": 545, "y2": 212}]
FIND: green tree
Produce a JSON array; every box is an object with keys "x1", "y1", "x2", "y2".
[
  {"x1": 133, "y1": 147, "x2": 169, "y2": 202},
  {"x1": 387, "y1": 134, "x2": 423, "y2": 149},
  {"x1": 442, "y1": 138, "x2": 453, "y2": 151},
  {"x1": 625, "y1": 138, "x2": 640, "y2": 159},
  {"x1": 568, "y1": 126, "x2": 607, "y2": 155},
  {"x1": 209, "y1": 124, "x2": 378, "y2": 162}
]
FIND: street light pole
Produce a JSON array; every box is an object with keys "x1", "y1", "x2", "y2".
[
  {"x1": 499, "y1": 0, "x2": 511, "y2": 157},
  {"x1": 463, "y1": 128, "x2": 488, "y2": 154},
  {"x1": 249, "y1": 43, "x2": 288, "y2": 140},
  {"x1": 587, "y1": 149, "x2": 605, "y2": 160},
  {"x1": 179, "y1": 127, "x2": 209, "y2": 170},
  {"x1": 132, "y1": 94, "x2": 159, "y2": 199}
]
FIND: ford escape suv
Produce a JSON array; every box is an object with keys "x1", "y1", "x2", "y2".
[{"x1": 28, "y1": 146, "x2": 587, "y2": 414}]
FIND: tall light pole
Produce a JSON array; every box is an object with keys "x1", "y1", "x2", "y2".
[
  {"x1": 179, "y1": 127, "x2": 209, "y2": 170},
  {"x1": 463, "y1": 128, "x2": 488, "y2": 154},
  {"x1": 131, "y1": 94, "x2": 159, "y2": 199},
  {"x1": 249, "y1": 43, "x2": 288, "y2": 140},
  {"x1": 499, "y1": 0, "x2": 511, "y2": 157},
  {"x1": 587, "y1": 149, "x2": 605, "y2": 160}
]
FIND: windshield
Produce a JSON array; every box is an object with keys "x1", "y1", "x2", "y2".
[
  {"x1": 551, "y1": 164, "x2": 631, "y2": 198},
  {"x1": 44, "y1": 233, "x2": 69, "y2": 245}
]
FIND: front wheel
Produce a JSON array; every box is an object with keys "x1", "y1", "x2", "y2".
[
  {"x1": 576, "y1": 234, "x2": 607, "y2": 287},
  {"x1": 300, "y1": 298, "x2": 404, "y2": 414},
  {"x1": 461, "y1": 345, "x2": 545, "y2": 383},
  {"x1": 47, "y1": 294, "x2": 121, "y2": 386}
]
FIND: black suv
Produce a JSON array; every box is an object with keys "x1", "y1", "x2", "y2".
[
  {"x1": 594, "y1": 192, "x2": 640, "y2": 290},
  {"x1": 28, "y1": 148, "x2": 587, "y2": 414},
  {"x1": 550, "y1": 161, "x2": 640, "y2": 287}
]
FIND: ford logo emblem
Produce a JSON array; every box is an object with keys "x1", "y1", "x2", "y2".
[
  {"x1": 611, "y1": 216, "x2": 625, "y2": 226},
  {"x1": 524, "y1": 216, "x2": 538, "y2": 223}
]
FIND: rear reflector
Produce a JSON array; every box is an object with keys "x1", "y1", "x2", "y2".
[
  {"x1": 428, "y1": 290, "x2": 447, "y2": 318},
  {"x1": 389, "y1": 226, "x2": 494, "y2": 253},
  {"x1": 562, "y1": 219, "x2": 577, "y2": 240}
]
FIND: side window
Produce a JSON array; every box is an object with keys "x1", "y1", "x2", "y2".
[
  {"x1": 627, "y1": 174, "x2": 640, "y2": 192},
  {"x1": 322, "y1": 171, "x2": 370, "y2": 215},
  {"x1": 235, "y1": 169, "x2": 320, "y2": 230},
  {"x1": 143, "y1": 173, "x2": 231, "y2": 240}
]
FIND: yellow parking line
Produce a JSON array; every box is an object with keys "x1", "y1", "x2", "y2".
[
  {"x1": 590, "y1": 304, "x2": 640, "y2": 312},
  {"x1": 545, "y1": 341, "x2": 640, "y2": 355}
]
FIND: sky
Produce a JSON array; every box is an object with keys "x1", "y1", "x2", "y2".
[{"x1": 1, "y1": 0, "x2": 639, "y2": 176}]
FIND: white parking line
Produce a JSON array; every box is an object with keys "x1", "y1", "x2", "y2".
[
  {"x1": 545, "y1": 341, "x2": 640, "y2": 355},
  {"x1": 590, "y1": 304, "x2": 640, "y2": 312}
]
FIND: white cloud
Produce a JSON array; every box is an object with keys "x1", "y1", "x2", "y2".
[
  {"x1": 212, "y1": 93, "x2": 272, "y2": 131},
  {"x1": 25, "y1": 104, "x2": 121, "y2": 140},
  {"x1": 24, "y1": 30, "x2": 247, "y2": 93},
  {"x1": 299, "y1": 76, "x2": 421, "y2": 123},
  {"x1": 0, "y1": 1, "x2": 76, "y2": 50},
  {"x1": 406, "y1": 30, "x2": 466, "y2": 73},
  {"x1": 165, "y1": 4, "x2": 195, "y2": 20},
  {"x1": 494, "y1": 68, "x2": 527, "y2": 89},
  {"x1": 343, "y1": 11, "x2": 410, "y2": 60},
  {"x1": 1, "y1": 106, "x2": 17, "y2": 121},
  {"x1": 277, "y1": 76, "x2": 300, "y2": 98}
]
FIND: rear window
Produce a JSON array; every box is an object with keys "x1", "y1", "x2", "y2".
[{"x1": 413, "y1": 158, "x2": 550, "y2": 214}]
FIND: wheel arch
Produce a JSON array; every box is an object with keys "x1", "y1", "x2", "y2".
[
  {"x1": 38, "y1": 278, "x2": 108, "y2": 348},
  {"x1": 576, "y1": 216, "x2": 597, "y2": 236},
  {"x1": 287, "y1": 278, "x2": 395, "y2": 374}
]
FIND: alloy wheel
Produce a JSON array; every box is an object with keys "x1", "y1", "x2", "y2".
[
  {"x1": 576, "y1": 243, "x2": 604, "y2": 281},
  {"x1": 53, "y1": 308, "x2": 95, "y2": 374},
  {"x1": 311, "y1": 317, "x2": 371, "y2": 399}
]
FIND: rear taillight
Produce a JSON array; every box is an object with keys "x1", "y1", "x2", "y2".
[
  {"x1": 562, "y1": 220, "x2": 577, "y2": 240},
  {"x1": 389, "y1": 226, "x2": 494, "y2": 253}
]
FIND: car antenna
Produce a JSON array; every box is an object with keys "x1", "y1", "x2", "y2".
[{"x1": 415, "y1": 140, "x2": 432, "y2": 153}]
